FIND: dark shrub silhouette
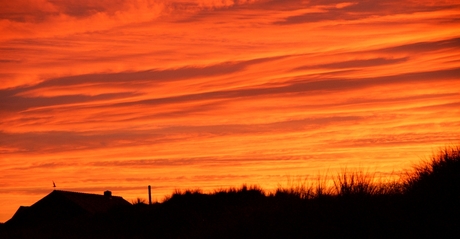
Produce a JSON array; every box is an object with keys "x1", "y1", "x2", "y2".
[
  {"x1": 1, "y1": 146, "x2": 459, "y2": 238},
  {"x1": 404, "y1": 146, "x2": 460, "y2": 198}
]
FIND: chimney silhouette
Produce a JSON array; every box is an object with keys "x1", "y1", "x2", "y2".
[{"x1": 104, "y1": 190, "x2": 112, "y2": 197}]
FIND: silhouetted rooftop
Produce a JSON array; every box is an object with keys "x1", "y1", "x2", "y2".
[
  {"x1": 6, "y1": 190, "x2": 131, "y2": 225},
  {"x1": 50, "y1": 190, "x2": 131, "y2": 214}
]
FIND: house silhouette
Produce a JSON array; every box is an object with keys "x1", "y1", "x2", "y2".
[{"x1": 6, "y1": 190, "x2": 131, "y2": 226}]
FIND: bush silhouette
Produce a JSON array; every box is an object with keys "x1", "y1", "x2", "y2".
[
  {"x1": 404, "y1": 146, "x2": 460, "y2": 198},
  {"x1": 2, "y1": 146, "x2": 459, "y2": 238}
]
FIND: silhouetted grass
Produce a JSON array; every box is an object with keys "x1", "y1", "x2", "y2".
[
  {"x1": 131, "y1": 198, "x2": 147, "y2": 205},
  {"x1": 403, "y1": 146, "x2": 460, "y2": 197},
  {"x1": 276, "y1": 169, "x2": 403, "y2": 200},
  {"x1": 2, "y1": 146, "x2": 459, "y2": 238}
]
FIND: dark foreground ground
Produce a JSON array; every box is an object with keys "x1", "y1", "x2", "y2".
[{"x1": 1, "y1": 147, "x2": 459, "y2": 239}]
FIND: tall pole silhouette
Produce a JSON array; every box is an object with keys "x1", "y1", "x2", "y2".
[{"x1": 148, "y1": 185, "x2": 152, "y2": 205}]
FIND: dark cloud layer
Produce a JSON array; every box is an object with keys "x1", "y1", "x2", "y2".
[
  {"x1": 274, "y1": 1, "x2": 458, "y2": 25},
  {"x1": 0, "y1": 92, "x2": 135, "y2": 112},
  {"x1": 112, "y1": 67, "x2": 459, "y2": 108},
  {"x1": 0, "y1": 55, "x2": 289, "y2": 112},
  {"x1": 1, "y1": 65, "x2": 458, "y2": 114},
  {"x1": 295, "y1": 57, "x2": 409, "y2": 70},
  {"x1": 378, "y1": 37, "x2": 460, "y2": 53}
]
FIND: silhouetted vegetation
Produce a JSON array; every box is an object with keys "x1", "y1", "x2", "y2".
[{"x1": 1, "y1": 146, "x2": 459, "y2": 238}]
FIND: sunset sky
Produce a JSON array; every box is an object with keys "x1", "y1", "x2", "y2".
[{"x1": 1, "y1": 0, "x2": 459, "y2": 222}]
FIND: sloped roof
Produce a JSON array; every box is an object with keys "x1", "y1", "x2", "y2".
[
  {"x1": 8, "y1": 206, "x2": 30, "y2": 221},
  {"x1": 7, "y1": 190, "x2": 131, "y2": 225},
  {"x1": 47, "y1": 190, "x2": 131, "y2": 214}
]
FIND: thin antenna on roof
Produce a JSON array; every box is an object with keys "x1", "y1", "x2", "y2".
[{"x1": 53, "y1": 181, "x2": 56, "y2": 188}]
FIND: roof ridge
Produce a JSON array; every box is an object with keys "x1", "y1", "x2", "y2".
[{"x1": 53, "y1": 190, "x2": 123, "y2": 197}]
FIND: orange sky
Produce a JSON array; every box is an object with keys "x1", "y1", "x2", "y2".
[{"x1": 1, "y1": 0, "x2": 460, "y2": 222}]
